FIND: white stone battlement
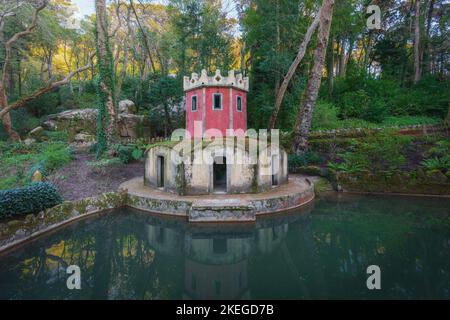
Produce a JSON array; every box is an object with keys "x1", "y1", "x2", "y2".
[{"x1": 183, "y1": 69, "x2": 249, "y2": 92}]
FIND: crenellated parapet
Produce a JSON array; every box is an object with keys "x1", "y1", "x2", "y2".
[{"x1": 183, "y1": 69, "x2": 249, "y2": 92}]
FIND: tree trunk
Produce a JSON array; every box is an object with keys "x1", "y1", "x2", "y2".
[
  {"x1": 293, "y1": 0, "x2": 334, "y2": 154},
  {"x1": 424, "y1": 0, "x2": 435, "y2": 74},
  {"x1": 95, "y1": 0, "x2": 117, "y2": 156},
  {"x1": 414, "y1": 0, "x2": 421, "y2": 83},
  {"x1": 268, "y1": 4, "x2": 322, "y2": 129},
  {"x1": 0, "y1": 87, "x2": 19, "y2": 140},
  {"x1": 47, "y1": 48, "x2": 53, "y2": 80},
  {"x1": 339, "y1": 37, "x2": 346, "y2": 76},
  {"x1": 326, "y1": 36, "x2": 334, "y2": 97}
]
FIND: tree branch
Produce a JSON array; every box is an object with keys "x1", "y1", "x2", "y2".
[
  {"x1": 0, "y1": 54, "x2": 95, "y2": 118},
  {"x1": 1, "y1": 1, "x2": 48, "y2": 87}
]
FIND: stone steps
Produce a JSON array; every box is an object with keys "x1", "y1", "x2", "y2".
[{"x1": 189, "y1": 199, "x2": 256, "y2": 222}]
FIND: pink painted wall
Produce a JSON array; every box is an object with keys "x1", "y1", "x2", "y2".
[
  {"x1": 232, "y1": 89, "x2": 247, "y2": 135},
  {"x1": 205, "y1": 87, "x2": 229, "y2": 137},
  {"x1": 186, "y1": 88, "x2": 203, "y2": 138},
  {"x1": 185, "y1": 86, "x2": 247, "y2": 138}
]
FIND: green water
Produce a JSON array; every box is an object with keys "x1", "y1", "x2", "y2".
[{"x1": 0, "y1": 194, "x2": 449, "y2": 300}]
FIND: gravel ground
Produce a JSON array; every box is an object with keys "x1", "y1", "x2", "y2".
[{"x1": 47, "y1": 152, "x2": 144, "y2": 201}]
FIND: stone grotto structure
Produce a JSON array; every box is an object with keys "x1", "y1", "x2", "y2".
[{"x1": 144, "y1": 69, "x2": 288, "y2": 195}]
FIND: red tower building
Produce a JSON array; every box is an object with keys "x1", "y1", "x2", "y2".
[{"x1": 183, "y1": 69, "x2": 249, "y2": 138}]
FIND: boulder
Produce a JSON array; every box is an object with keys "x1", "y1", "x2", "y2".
[
  {"x1": 24, "y1": 138, "x2": 36, "y2": 146},
  {"x1": 74, "y1": 133, "x2": 95, "y2": 143},
  {"x1": 48, "y1": 108, "x2": 98, "y2": 121},
  {"x1": 29, "y1": 126, "x2": 44, "y2": 137},
  {"x1": 42, "y1": 120, "x2": 57, "y2": 131},
  {"x1": 118, "y1": 114, "x2": 144, "y2": 138},
  {"x1": 119, "y1": 100, "x2": 137, "y2": 114}
]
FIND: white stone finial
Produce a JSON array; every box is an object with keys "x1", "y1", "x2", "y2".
[
  {"x1": 183, "y1": 69, "x2": 249, "y2": 92},
  {"x1": 199, "y1": 69, "x2": 208, "y2": 85}
]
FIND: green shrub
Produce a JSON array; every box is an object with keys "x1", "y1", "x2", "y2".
[
  {"x1": 0, "y1": 182, "x2": 63, "y2": 218},
  {"x1": 332, "y1": 131, "x2": 412, "y2": 173},
  {"x1": 37, "y1": 142, "x2": 73, "y2": 173},
  {"x1": 118, "y1": 145, "x2": 133, "y2": 164},
  {"x1": 340, "y1": 89, "x2": 371, "y2": 119},
  {"x1": 312, "y1": 101, "x2": 339, "y2": 130},
  {"x1": 382, "y1": 116, "x2": 441, "y2": 127},
  {"x1": 421, "y1": 156, "x2": 450, "y2": 173},
  {"x1": 288, "y1": 151, "x2": 323, "y2": 171},
  {"x1": 131, "y1": 148, "x2": 144, "y2": 160}
]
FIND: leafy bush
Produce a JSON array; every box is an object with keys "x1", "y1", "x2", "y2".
[
  {"x1": 421, "y1": 156, "x2": 450, "y2": 173},
  {"x1": 118, "y1": 145, "x2": 133, "y2": 164},
  {"x1": 288, "y1": 151, "x2": 323, "y2": 171},
  {"x1": 382, "y1": 116, "x2": 441, "y2": 127},
  {"x1": 329, "y1": 131, "x2": 412, "y2": 173},
  {"x1": 37, "y1": 142, "x2": 73, "y2": 173},
  {"x1": 312, "y1": 101, "x2": 339, "y2": 130},
  {"x1": 327, "y1": 161, "x2": 364, "y2": 174},
  {"x1": 131, "y1": 148, "x2": 144, "y2": 160},
  {"x1": 0, "y1": 182, "x2": 63, "y2": 218}
]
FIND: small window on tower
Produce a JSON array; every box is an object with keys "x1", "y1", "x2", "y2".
[
  {"x1": 191, "y1": 95, "x2": 197, "y2": 112},
  {"x1": 236, "y1": 96, "x2": 242, "y2": 112},
  {"x1": 213, "y1": 93, "x2": 222, "y2": 110}
]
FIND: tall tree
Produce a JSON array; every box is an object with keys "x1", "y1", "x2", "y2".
[
  {"x1": 414, "y1": 0, "x2": 422, "y2": 83},
  {"x1": 95, "y1": 0, "x2": 117, "y2": 157},
  {"x1": 268, "y1": 4, "x2": 322, "y2": 129},
  {"x1": 293, "y1": 0, "x2": 334, "y2": 154},
  {"x1": 0, "y1": 1, "x2": 47, "y2": 141}
]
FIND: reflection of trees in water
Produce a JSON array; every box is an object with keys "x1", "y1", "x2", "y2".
[
  {"x1": 0, "y1": 212, "x2": 182, "y2": 299},
  {"x1": 1, "y1": 196, "x2": 449, "y2": 299}
]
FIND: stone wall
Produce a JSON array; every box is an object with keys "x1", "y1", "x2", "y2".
[
  {"x1": 43, "y1": 100, "x2": 150, "y2": 141},
  {"x1": 144, "y1": 142, "x2": 289, "y2": 195},
  {"x1": 0, "y1": 191, "x2": 128, "y2": 253},
  {"x1": 331, "y1": 170, "x2": 450, "y2": 196}
]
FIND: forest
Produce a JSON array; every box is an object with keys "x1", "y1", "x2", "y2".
[{"x1": 0, "y1": 0, "x2": 449, "y2": 197}]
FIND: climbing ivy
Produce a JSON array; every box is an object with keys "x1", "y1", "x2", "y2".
[{"x1": 94, "y1": 20, "x2": 117, "y2": 158}]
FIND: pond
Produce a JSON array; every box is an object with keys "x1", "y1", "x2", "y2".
[{"x1": 0, "y1": 194, "x2": 449, "y2": 299}]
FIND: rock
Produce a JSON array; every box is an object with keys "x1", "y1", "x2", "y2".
[
  {"x1": 29, "y1": 126, "x2": 44, "y2": 137},
  {"x1": 74, "y1": 133, "x2": 95, "y2": 143},
  {"x1": 31, "y1": 170, "x2": 43, "y2": 182},
  {"x1": 42, "y1": 120, "x2": 57, "y2": 131},
  {"x1": 24, "y1": 138, "x2": 36, "y2": 146},
  {"x1": 427, "y1": 170, "x2": 448, "y2": 184},
  {"x1": 118, "y1": 114, "x2": 145, "y2": 138},
  {"x1": 48, "y1": 108, "x2": 98, "y2": 121},
  {"x1": 119, "y1": 100, "x2": 137, "y2": 114}
]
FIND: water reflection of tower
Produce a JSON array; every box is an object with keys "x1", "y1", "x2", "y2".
[
  {"x1": 144, "y1": 210, "x2": 307, "y2": 300},
  {"x1": 183, "y1": 231, "x2": 253, "y2": 300}
]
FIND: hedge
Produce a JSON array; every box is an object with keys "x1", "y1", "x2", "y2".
[{"x1": 0, "y1": 182, "x2": 63, "y2": 218}]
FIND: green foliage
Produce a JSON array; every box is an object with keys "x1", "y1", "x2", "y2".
[
  {"x1": 0, "y1": 139, "x2": 72, "y2": 190},
  {"x1": 118, "y1": 145, "x2": 133, "y2": 164},
  {"x1": 328, "y1": 131, "x2": 412, "y2": 173},
  {"x1": 426, "y1": 140, "x2": 450, "y2": 158},
  {"x1": 116, "y1": 143, "x2": 145, "y2": 164},
  {"x1": 327, "y1": 161, "x2": 364, "y2": 174},
  {"x1": 312, "y1": 101, "x2": 339, "y2": 130},
  {"x1": 131, "y1": 148, "x2": 144, "y2": 161},
  {"x1": 381, "y1": 116, "x2": 441, "y2": 127},
  {"x1": 0, "y1": 182, "x2": 63, "y2": 218},
  {"x1": 331, "y1": 74, "x2": 450, "y2": 122},
  {"x1": 288, "y1": 151, "x2": 323, "y2": 171},
  {"x1": 36, "y1": 142, "x2": 73, "y2": 173},
  {"x1": 420, "y1": 157, "x2": 450, "y2": 173}
]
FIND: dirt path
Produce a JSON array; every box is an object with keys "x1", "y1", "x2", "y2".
[{"x1": 47, "y1": 152, "x2": 144, "y2": 201}]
